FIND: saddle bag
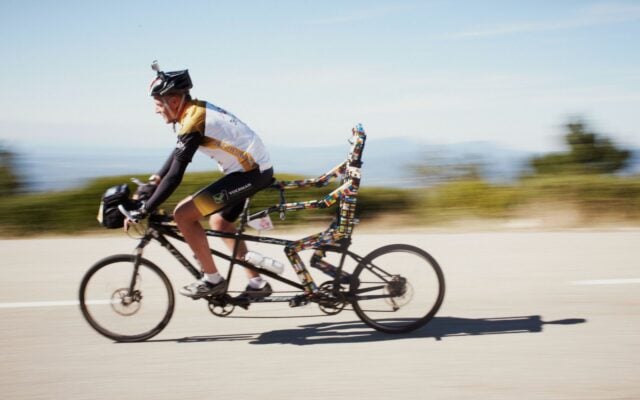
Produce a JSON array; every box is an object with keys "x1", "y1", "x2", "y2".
[{"x1": 97, "y1": 184, "x2": 131, "y2": 229}]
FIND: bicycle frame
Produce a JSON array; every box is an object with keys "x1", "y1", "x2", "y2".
[
  {"x1": 81, "y1": 124, "x2": 445, "y2": 341},
  {"x1": 130, "y1": 209, "x2": 369, "y2": 304},
  {"x1": 130, "y1": 124, "x2": 368, "y2": 300}
]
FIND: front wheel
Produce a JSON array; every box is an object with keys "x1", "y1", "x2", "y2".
[
  {"x1": 79, "y1": 254, "x2": 175, "y2": 342},
  {"x1": 350, "y1": 244, "x2": 445, "y2": 333}
]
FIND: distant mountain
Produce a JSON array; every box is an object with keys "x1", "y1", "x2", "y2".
[
  {"x1": 14, "y1": 145, "x2": 172, "y2": 192},
  {"x1": 414, "y1": 141, "x2": 536, "y2": 183},
  {"x1": 270, "y1": 137, "x2": 423, "y2": 187},
  {"x1": 13, "y1": 138, "x2": 639, "y2": 192},
  {"x1": 627, "y1": 148, "x2": 640, "y2": 175},
  {"x1": 271, "y1": 138, "x2": 535, "y2": 187}
]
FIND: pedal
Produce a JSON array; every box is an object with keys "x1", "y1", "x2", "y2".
[
  {"x1": 230, "y1": 297, "x2": 250, "y2": 310},
  {"x1": 288, "y1": 295, "x2": 309, "y2": 308}
]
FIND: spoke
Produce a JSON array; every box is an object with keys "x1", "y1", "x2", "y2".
[{"x1": 350, "y1": 244, "x2": 445, "y2": 333}]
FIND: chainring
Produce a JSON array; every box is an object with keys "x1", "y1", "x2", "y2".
[
  {"x1": 207, "y1": 295, "x2": 235, "y2": 317},
  {"x1": 317, "y1": 281, "x2": 347, "y2": 315}
]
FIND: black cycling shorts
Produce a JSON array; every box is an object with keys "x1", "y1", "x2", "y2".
[{"x1": 192, "y1": 168, "x2": 274, "y2": 222}]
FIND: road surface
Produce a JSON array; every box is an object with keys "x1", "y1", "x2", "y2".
[{"x1": 1, "y1": 230, "x2": 639, "y2": 399}]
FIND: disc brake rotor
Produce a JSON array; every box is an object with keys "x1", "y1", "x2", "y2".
[{"x1": 110, "y1": 288, "x2": 142, "y2": 316}]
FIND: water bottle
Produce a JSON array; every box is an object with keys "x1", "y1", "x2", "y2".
[{"x1": 245, "y1": 251, "x2": 284, "y2": 275}]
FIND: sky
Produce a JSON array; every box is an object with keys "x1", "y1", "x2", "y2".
[{"x1": 0, "y1": 0, "x2": 639, "y2": 154}]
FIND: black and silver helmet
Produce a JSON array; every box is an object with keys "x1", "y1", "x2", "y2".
[{"x1": 149, "y1": 61, "x2": 192, "y2": 97}]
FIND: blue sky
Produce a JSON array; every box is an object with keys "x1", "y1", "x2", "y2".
[{"x1": 1, "y1": 0, "x2": 639, "y2": 153}]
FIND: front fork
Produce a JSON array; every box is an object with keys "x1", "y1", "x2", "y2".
[{"x1": 128, "y1": 234, "x2": 152, "y2": 292}]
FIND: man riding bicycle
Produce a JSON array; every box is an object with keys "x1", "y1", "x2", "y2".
[{"x1": 126, "y1": 62, "x2": 274, "y2": 301}]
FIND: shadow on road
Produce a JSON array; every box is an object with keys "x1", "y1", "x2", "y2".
[{"x1": 145, "y1": 315, "x2": 586, "y2": 345}]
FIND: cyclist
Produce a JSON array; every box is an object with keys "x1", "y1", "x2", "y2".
[{"x1": 126, "y1": 63, "x2": 274, "y2": 301}]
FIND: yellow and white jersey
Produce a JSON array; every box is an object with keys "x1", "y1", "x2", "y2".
[{"x1": 178, "y1": 100, "x2": 272, "y2": 174}]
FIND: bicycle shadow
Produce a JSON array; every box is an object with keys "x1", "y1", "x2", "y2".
[
  {"x1": 249, "y1": 315, "x2": 586, "y2": 345},
  {"x1": 147, "y1": 315, "x2": 586, "y2": 345}
]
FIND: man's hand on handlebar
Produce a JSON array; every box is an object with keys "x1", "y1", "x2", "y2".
[
  {"x1": 124, "y1": 175, "x2": 157, "y2": 231},
  {"x1": 121, "y1": 205, "x2": 148, "y2": 232},
  {"x1": 148, "y1": 174, "x2": 161, "y2": 185},
  {"x1": 133, "y1": 183, "x2": 157, "y2": 201}
]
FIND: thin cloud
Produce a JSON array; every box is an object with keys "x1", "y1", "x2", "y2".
[
  {"x1": 305, "y1": 5, "x2": 413, "y2": 25},
  {"x1": 448, "y1": 2, "x2": 640, "y2": 39}
]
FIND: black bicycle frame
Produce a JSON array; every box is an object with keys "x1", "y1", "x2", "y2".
[{"x1": 133, "y1": 217, "x2": 367, "y2": 297}]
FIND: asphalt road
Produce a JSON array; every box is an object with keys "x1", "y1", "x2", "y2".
[{"x1": 1, "y1": 230, "x2": 639, "y2": 400}]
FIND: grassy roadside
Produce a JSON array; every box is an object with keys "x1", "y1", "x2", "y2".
[
  {"x1": 0, "y1": 172, "x2": 412, "y2": 236},
  {"x1": 414, "y1": 174, "x2": 640, "y2": 225},
  {"x1": 1, "y1": 172, "x2": 639, "y2": 236}
]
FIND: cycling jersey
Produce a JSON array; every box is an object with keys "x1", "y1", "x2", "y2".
[
  {"x1": 143, "y1": 99, "x2": 273, "y2": 215},
  {"x1": 178, "y1": 100, "x2": 272, "y2": 174}
]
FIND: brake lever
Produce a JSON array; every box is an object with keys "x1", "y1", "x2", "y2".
[
  {"x1": 118, "y1": 204, "x2": 139, "y2": 223},
  {"x1": 130, "y1": 178, "x2": 144, "y2": 187}
]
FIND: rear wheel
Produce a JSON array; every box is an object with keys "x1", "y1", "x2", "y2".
[
  {"x1": 79, "y1": 254, "x2": 174, "y2": 342},
  {"x1": 350, "y1": 244, "x2": 445, "y2": 333}
]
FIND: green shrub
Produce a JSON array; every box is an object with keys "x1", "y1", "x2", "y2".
[
  {"x1": 520, "y1": 175, "x2": 640, "y2": 218},
  {"x1": 415, "y1": 180, "x2": 522, "y2": 221},
  {"x1": 0, "y1": 172, "x2": 415, "y2": 236},
  {"x1": 1, "y1": 172, "x2": 639, "y2": 236}
]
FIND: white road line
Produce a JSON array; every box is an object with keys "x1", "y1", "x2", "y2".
[
  {"x1": 0, "y1": 300, "x2": 113, "y2": 309},
  {"x1": 572, "y1": 278, "x2": 640, "y2": 285}
]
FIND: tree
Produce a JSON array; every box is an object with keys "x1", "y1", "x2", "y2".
[
  {"x1": 0, "y1": 144, "x2": 23, "y2": 196},
  {"x1": 530, "y1": 121, "x2": 631, "y2": 175}
]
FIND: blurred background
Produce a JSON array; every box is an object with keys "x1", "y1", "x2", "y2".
[{"x1": 1, "y1": 0, "x2": 639, "y2": 235}]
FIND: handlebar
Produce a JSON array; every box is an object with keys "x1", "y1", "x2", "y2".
[
  {"x1": 130, "y1": 177, "x2": 145, "y2": 186},
  {"x1": 117, "y1": 204, "x2": 140, "y2": 223}
]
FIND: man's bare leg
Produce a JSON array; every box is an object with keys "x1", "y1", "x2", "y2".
[
  {"x1": 174, "y1": 198, "x2": 218, "y2": 274},
  {"x1": 209, "y1": 213, "x2": 260, "y2": 279}
]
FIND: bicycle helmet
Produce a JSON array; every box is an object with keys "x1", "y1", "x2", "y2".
[{"x1": 149, "y1": 61, "x2": 192, "y2": 97}]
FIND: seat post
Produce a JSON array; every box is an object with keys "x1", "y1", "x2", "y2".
[
  {"x1": 226, "y1": 197, "x2": 251, "y2": 277},
  {"x1": 236, "y1": 197, "x2": 251, "y2": 234}
]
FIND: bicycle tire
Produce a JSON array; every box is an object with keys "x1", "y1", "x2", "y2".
[
  {"x1": 350, "y1": 244, "x2": 445, "y2": 333},
  {"x1": 79, "y1": 254, "x2": 175, "y2": 342}
]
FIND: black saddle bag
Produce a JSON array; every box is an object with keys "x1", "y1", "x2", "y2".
[{"x1": 97, "y1": 184, "x2": 132, "y2": 229}]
